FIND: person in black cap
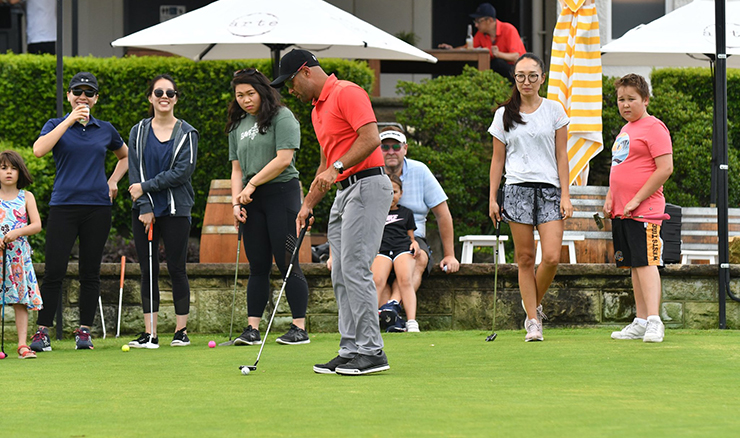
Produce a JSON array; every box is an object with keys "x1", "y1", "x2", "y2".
[
  {"x1": 29, "y1": 71, "x2": 129, "y2": 352},
  {"x1": 271, "y1": 49, "x2": 393, "y2": 375},
  {"x1": 438, "y1": 2, "x2": 526, "y2": 83}
]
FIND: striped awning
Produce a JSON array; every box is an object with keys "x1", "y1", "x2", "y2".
[{"x1": 547, "y1": 0, "x2": 603, "y2": 186}]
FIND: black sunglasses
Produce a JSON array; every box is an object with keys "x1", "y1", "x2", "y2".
[
  {"x1": 381, "y1": 144, "x2": 403, "y2": 151},
  {"x1": 234, "y1": 68, "x2": 259, "y2": 77},
  {"x1": 153, "y1": 88, "x2": 177, "y2": 98},
  {"x1": 71, "y1": 88, "x2": 96, "y2": 97}
]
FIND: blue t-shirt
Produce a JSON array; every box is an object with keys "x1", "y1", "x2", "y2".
[
  {"x1": 40, "y1": 115, "x2": 124, "y2": 206},
  {"x1": 145, "y1": 129, "x2": 174, "y2": 217},
  {"x1": 398, "y1": 158, "x2": 448, "y2": 239}
]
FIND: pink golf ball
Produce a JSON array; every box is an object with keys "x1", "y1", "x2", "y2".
[
  {"x1": 208, "y1": 341, "x2": 216, "y2": 348},
  {"x1": 0, "y1": 352, "x2": 6, "y2": 359}
]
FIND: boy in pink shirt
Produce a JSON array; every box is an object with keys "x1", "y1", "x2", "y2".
[{"x1": 604, "y1": 73, "x2": 674, "y2": 343}]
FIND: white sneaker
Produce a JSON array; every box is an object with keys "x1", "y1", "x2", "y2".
[
  {"x1": 611, "y1": 321, "x2": 647, "y2": 340},
  {"x1": 406, "y1": 320, "x2": 420, "y2": 333},
  {"x1": 643, "y1": 319, "x2": 665, "y2": 343},
  {"x1": 521, "y1": 300, "x2": 546, "y2": 327},
  {"x1": 525, "y1": 318, "x2": 543, "y2": 342}
]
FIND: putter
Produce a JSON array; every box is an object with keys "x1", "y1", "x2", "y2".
[
  {"x1": 1, "y1": 247, "x2": 6, "y2": 357},
  {"x1": 593, "y1": 213, "x2": 670, "y2": 230},
  {"x1": 239, "y1": 214, "x2": 311, "y2": 372},
  {"x1": 147, "y1": 225, "x2": 155, "y2": 346},
  {"x1": 98, "y1": 296, "x2": 106, "y2": 339},
  {"x1": 485, "y1": 220, "x2": 501, "y2": 342},
  {"x1": 115, "y1": 256, "x2": 126, "y2": 338},
  {"x1": 220, "y1": 223, "x2": 243, "y2": 347}
]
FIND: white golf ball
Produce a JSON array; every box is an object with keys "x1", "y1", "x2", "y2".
[{"x1": 241, "y1": 367, "x2": 250, "y2": 375}]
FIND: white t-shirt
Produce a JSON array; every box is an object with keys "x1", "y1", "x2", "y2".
[
  {"x1": 488, "y1": 98, "x2": 569, "y2": 187},
  {"x1": 26, "y1": 0, "x2": 56, "y2": 44}
]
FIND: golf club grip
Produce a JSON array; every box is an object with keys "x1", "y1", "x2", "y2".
[
  {"x1": 640, "y1": 213, "x2": 671, "y2": 220},
  {"x1": 147, "y1": 224, "x2": 153, "y2": 241},
  {"x1": 237, "y1": 223, "x2": 243, "y2": 242},
  {"x1": 119, "y1": 256, "x2": 126, "y2": 288},
  {"x1": 291, "y1": 214, "x2": 313, "y2": 264}
]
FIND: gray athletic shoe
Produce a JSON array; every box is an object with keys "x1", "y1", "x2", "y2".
[
  {"x1": 74, "y1": 327, "x2": 94, "y2": 350},
  {"x1": 30, "y1": 327, "x2": 52, "y2": 352}
]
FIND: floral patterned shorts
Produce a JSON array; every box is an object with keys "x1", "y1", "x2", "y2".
[{"x1": 501, "y1": 183, "x2": 562, "y2": 226}]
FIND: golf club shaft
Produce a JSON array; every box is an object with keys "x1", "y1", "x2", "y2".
[
  {"x1": 116, "y1": 256, "x2": 125, "y2": 338},
  {"x1": 492, "y1": 221, "x2": 500, "y2": 332},
  {"x1": 98, "y1": 297, "x2": 106, "y2": 339},
  {"x1": 251, "y1": 216, "x2": 311, "y2": 368},
  {"x1": 1, "y1": 247, "x2": 5, "y2": 354},
  {"x1": 229, "y1": 225, "x2": 242, "y2": 340},
  {"x1": 148, "y1": 225, "x2": 154, "y2": 339}
]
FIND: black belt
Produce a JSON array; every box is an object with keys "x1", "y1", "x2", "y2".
[{"x1": 336, "y1": 166, "x2": 385, "y2": 190}]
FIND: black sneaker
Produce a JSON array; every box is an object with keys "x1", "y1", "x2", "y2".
[
  {"x1": 335, "y1": 351, "x2": 390, "y2": 375},
  {"x1": 74, "y1": 327, "x2": 94, "y2": 350},
  {"x1": 129, "y1": 332, "x2": 159, "y2": 349},
  {"x1": 234, "y1": 325, "x2": 261, "y2": 345},
  {"x1": 276, "y1": 324, "x2": 310, "y2": 345},
  {"x1": 379, "y1": 300, "x2": 401, "y2": 330},
  {"x1": 313, "y1": 355, "x2": 355, "y2": 374},
  {"x1": 30, "y1": 327, "x2": 52, "y2": 352},
  {"x1": 171, "y1": 327, "x2": 190, "y2": 346}
]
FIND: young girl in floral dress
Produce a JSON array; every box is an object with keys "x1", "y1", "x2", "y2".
[{"x1": 0, "y1": 150, "x2": 42, "y2": 359}]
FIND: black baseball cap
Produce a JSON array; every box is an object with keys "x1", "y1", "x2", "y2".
[
  {"x1": 470, "y1": 3, "x2": 497, "y2": 20},
  {"x1": 69, "y1": 72, "x2": 99, "y2": 91},
  {"x1": 270, "y1": 49, "x2": 320, "y2": 88}
]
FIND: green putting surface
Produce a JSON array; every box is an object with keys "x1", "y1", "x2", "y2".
[{"x1": 1, "y1": 329, "x2": 738, "y2": 437}]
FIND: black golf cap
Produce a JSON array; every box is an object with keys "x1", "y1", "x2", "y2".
[
  {"x1": 470, "y1": 3, "x2": 496, "y2": 20},
  {"x1": 270, "y1": 49, "x2": 320, "y2": 88},
  {"x1": 69, "y1": 72, "x2": 99, "y2": 91}
]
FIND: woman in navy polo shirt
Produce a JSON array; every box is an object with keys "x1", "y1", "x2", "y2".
[
  {"x1": 127, "y1": 74, "x2": 198, "y2": 349},
  {"x1": 30, "y1": 71, "x2": 129, "y2": 352}
]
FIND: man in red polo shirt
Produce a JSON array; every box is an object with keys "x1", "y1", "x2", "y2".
[
  {"x1": 439, "y1": 2, "x2": 526, "y2": 83},
  {"x1": 271, "y1": 49, "x2": 393, "y2": 375}
]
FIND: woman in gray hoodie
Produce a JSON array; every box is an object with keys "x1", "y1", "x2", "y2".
[{"x1": 127, "y1": 74, "x2": 198, "y2": 349}]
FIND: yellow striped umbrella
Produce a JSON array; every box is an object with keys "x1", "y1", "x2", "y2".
[{"x1": 547, "y1": 0, "x2": 603, "y2": 186}]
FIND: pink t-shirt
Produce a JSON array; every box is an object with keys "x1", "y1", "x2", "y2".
[{"x1": 609, "y1": 115, "x2": 673, "y2": 224}]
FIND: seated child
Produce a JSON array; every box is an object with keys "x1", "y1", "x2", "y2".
[{"x1": 373, "y1": 174, "x2": 421, "y2": 333}]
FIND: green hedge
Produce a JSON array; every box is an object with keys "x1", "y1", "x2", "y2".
[
  {"x1": 395, "y1": 66, "x2": 740, "y2": 241},
  {"x1": 0, "y1": 54, "x2": 374, "y2": 260}
]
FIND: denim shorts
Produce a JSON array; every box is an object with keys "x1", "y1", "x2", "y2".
[{"x1": 501, "y1": 183, "x2": 562, "y2": 226}]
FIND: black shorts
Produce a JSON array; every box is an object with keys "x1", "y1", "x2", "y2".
[
  {"x1": 378, "y1": 243, "x2": 414, "y2": 261},
  {"x1": 386, "y1": 236, "x2": 433, "y2": 281},
  {"x1": 612, "y1": 218, "x2": 663, "y2": 268}
]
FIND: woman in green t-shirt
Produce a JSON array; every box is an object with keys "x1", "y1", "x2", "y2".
[{"x1": 226, "y1": 69, "x2": 309, "y2": 346}]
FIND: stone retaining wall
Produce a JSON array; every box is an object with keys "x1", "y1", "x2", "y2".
[{"x1": 7, "y1": 263, "x2": 740, "y2": 338}]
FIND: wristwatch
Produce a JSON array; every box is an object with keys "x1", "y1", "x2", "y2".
[{"x1": 332, "y1": 160, "x2": 344, "y2": 174}]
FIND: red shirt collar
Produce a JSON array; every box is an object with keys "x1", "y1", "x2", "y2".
[{"x1": 312, "y1": 74, "x2": 338, "y2": 106}]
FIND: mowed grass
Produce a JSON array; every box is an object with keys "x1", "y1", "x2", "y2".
[{"x1": 1, "y1": 329, "x2": 739, "y2": 437}]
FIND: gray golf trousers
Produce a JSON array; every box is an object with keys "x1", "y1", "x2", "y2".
[{"x1": 328, "y1": 172, "x2": 393, "y2": 357}]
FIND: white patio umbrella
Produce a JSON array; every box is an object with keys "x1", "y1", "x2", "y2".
[
  {"x1": 111, "y1": 0, "x2": 436, "y2": 69},
  {"x1": 601, "y1": 0, "x2": 740, "y2": 68}
]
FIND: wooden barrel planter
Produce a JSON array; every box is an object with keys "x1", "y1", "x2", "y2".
[
  {"x1": 199, "y1": 180, "x2": 312, "y2": 263},
  {"x1": 567, "y1": 186, "x2": 614, "y2": 264}
]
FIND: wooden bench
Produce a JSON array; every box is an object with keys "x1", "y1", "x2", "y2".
[
  {"x1": 679, "y1": 207, "x2": 740, "y2": 264},
  {"x1": 534, "y1": 231, "x2": 585, "y2": 264},
  {"x1": 459, "y1": 235, "x2": 509, "y2": 264}
]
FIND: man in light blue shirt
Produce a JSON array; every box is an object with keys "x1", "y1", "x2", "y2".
[{"x1": 377, "y1": 128, "x2": 460, "y2": 332}]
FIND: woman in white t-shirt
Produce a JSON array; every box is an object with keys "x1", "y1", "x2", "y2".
[{"x1": 488, "y1": 53, "x2": 572, "y2": 342}]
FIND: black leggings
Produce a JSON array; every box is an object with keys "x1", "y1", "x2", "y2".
[
  {"x1": 37, "y1": 206, "x2": 111, "y2": 327},
  {"x1": 240, "y1": 179, "x2": 308, "y2": 319},
  {"x1": 132, "y1": 213, "x2": 191, "y2": 315}
]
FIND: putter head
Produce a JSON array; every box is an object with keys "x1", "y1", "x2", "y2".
[
  {"x1": 219, "y1": 339, "x2": 236, "y2": 346},
  {"x1": 485, "y1": 333, "x2": 498, "y2": 342},
  {"x1": 593, "y1": 213, "x2": 604, "y2": 230},
  {"x1": 246, "y1": 365, "x2": 257, "y2": 371}
]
